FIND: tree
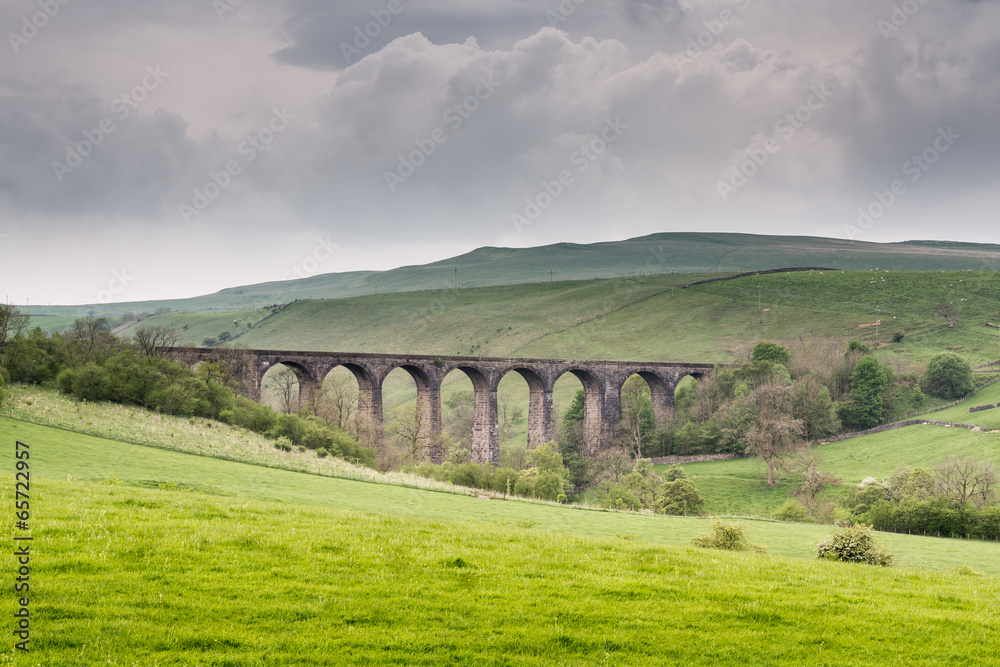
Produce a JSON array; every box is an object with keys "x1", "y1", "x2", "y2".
[
  {"x1": 791, "y1": 377, "x2": 840, "y2": 440},
  {"x1": 750, "y1": 342, "x2": 790, "y2": 366},
  {"x1": 923, "y1": 352, "x2": 974, "y2": 399},
  {"x1": 657, "y1": 478, "x2": 708, "y2": 516},
  {"x1": 443, "y1": 391, "x2": 474, "y2": 447},
  {"x1": 133, "y1": 324, "x2": 179, "y2": 358},
  {"x1": 318, "y1": 372, "x2": 358, "y2": 431},
  {"x1": 0, "y1": 303, "x2": 30, "y2": 348},
  {"x1": 271, "y1": 367, "x2": 299, "y2": 413},
  {"x1": 498, "y1": 394, "x2": 524, "y2": 442},
  {"x1": 934, "y1": 456, "x2": 997, "y2": 508},
  {"x1": 743, "y1": 382, "x2": 804, "y2": 486},
  {"x1": 789, "y1": 451, "x2": 841, "y2": 516},
  {"x1": 389, "y1": 404, "x2": 429, "y2": 462},
  {"x1": 933, "y1": 301, "x2": 960, "y2": 328},
  {"x1": 69, "y1": 316, "x2": 112, "y2": 353},
  {"x1": 847, "y1": 355, "x2": 888, "y2": 428},
  {"x1": 619, "y1": 375, "x2": 655, "y2": 459}
]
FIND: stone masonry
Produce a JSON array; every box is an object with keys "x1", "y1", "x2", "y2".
[{"x1": 163, "y1": 347, "x2": 716, "y2": 465}]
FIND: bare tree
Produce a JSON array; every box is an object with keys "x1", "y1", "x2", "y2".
[
  {"x1": 935, "y1": 456, "x2": 998, "y2": 508},
  {"x1": 498, "y1": 393, "x2": 524, "y2": 442},
  {"x1": 133, "y1": 324, "x2": 179, "y2": 357},
  {"x1": 934, "y1": 302, "x2": 961, "y2": 328},
  {"x1": 68, "y1": 316, "x2": 112, "y2": 352},
  {"x1": 790, "y1": 451, "x2": 841, "y2": 516},
  {"x1": 271, "y1": 366, "x2": 299, "y2": 414},
  {"x1": 389, "y1": 404, "x2": 428, "y2": 462},
  {"x1": 318, "y1": 373, "x2": 358, "y2": 431},
  {"x1": 0, "y1": 303, "x2": 30, "y2": 347},
  {"x1": 743, "y1": 382, "x2": 805, "y2": 486}
]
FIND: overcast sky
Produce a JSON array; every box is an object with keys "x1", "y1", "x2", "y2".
[{"x1": 1, "y1": 0, "x2": 998, "y2": 305}]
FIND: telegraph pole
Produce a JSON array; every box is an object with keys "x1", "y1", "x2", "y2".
[
  {"x1": 454, "y1": 267, "x2": 458, "y2": 289},
  {"x1": 875, "y1": 306, "x2": 880, "y2": 347},
  {"x1": 758, "y1": 284, "x2": 762, "y2": 311}
]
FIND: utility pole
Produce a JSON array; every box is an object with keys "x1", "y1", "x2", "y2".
[
  {"x1": 758, "y1": 284, "x2": 762, "y2": 311},
  {"x1": 550, "y1": 268, "x2": 553, "y2": 283},
  {"x1": 671, "y1": 269, "x2": 674, "y2": 297},
  {"x1": 454, "y1": 267, "x2": 457, "y2": 289},
  {"x1": 875, "y1": 306, "x2": 880, "y2": 346}
]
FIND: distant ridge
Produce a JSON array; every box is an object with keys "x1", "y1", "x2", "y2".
[{"x1": 28, "y1": 232, "x2": 1000, "y2": 316}]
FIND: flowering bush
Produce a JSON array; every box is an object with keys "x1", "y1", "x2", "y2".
[{"x1": 816, "y1": 524, "x2": 893, "y2": 566}]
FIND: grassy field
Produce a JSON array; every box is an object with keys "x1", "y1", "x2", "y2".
[
  {"x1": 104, "y1": 269, "x2": 1000, "y2": 370},
  {"x1": 669, "y1": 382, "x2": 1000, "y2": 518},
  {"x1": 6, "y1": 414, "x2": 1000, "y2": 574},
  {"x1": 2, "y1": 475, "x2": 999, "y2": 665}
]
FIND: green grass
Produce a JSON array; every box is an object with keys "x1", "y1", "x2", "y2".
[
  {"x1": 23, "y1": 232, "x2": 1000, "y2": 318},
  {"x1": 108, "y1": 269, "x2": 1000, "y2": 370},
  {"x1": 3, "y1": 476, "x2": 999, "y2": 665},
  {"x1": 8, "y1": 416, "x2": 1000, "y2": 575},
  {"x1": 666, "y1": 383, "x2": 1000, "y2": 519}
]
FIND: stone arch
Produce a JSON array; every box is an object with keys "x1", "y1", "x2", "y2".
[
  {"x1": 556, "y1": 367, "x2": 605, "y2": 457},
  {"x1": 380, "y1": 363, "x2": 439, "y2": 462},
  {"x1": 628, "y1": 370, "x2": 674, "y2": 424},
  {"x1": 261, "y1": 360, "x2": 317, "y2": 413},
  {"x1": 318, "y1": 362, "x2": 374, "y2": 434},
  {"x1": 498, "y1": 366, "x2": 552, "y2": 449}
]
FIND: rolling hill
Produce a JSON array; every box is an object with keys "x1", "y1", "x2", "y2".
[{"x1": 23, "y1": 232, "x2": 1000, "y2": 318}]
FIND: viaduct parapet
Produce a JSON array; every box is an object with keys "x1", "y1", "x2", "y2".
[{"x1": 163, "y1": 347, "x2": 717, "y2": 465}]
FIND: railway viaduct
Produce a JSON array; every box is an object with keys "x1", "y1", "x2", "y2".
[{"x1": 163, "y1": 347, "x2": 717, "y2": 465}]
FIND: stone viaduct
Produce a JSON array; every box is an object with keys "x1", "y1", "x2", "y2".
[{"x1": 163, "y1": 347, "x2": 716, "y2": 465}]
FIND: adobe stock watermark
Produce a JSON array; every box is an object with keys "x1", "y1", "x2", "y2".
[
  {"x1": 511, "y1": 116, "x2": 628, "y2": 233},
  {"x1": 844, "y1": 126, "x2": 959, "y2": 239},
  {"x1": 7, "y1": 0, "x2": 71, "y2": 54},
  {"x1": 877, "y1": 0, "x2": 929, "y2": 39},
  {"x1": 282, "y1": 236, "x2": 339, "y2": 282},
  {"x1": 179, "y1": 106, "x2": 295, "y2": 223},
  {"x1": 213, "y1": 0, "x2": 245, "y2": 22},
  {"x1": 384, "y1": 73, "x2": 501, "y2": 192},
  {"x1": 673, "y1": 0, "x2": 752, "y2": 70},
  {"x1": 717, "y1": 83, "x2": 835, "y2": 201},
  {"x1": 86, "y1": 268, "x2": 135, "y2": 305},
  {"x1": 341, "y1": 0, "x2": 407, "y2": 64},
  {"x1": 51, "y1": 65, "x2": 170, "y2": 183},
  {"x1": 545, "y1": 0, "x2": 588, "y2": 27}
]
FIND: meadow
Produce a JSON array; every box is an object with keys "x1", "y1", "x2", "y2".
[
  {"x1": 106, "y1": 270, "x2": 1000, "y2": 369},
  {"x1": 2, "y1": 474, "x2": 998, "y2": 665}
]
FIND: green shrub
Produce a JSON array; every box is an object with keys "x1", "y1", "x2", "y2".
[
  {"x1": 772, "y1": 499, "x2": 813, "y2": 523},
  {"x1": 923, "y1": 352, "x2": 974, "y2": 399},
  {"x1": 656, "y1": 478, "x2": 707, "y2": 516},
  {"x1": 815, "y1": 524, "x2": 893, "y2": 566},
  {"x1": 662, "y1": 464, "x2": 688, "y2": 482},
  {"x1": 750, "y1": 342, "x2": 790, "y2": 365},
  {"x1": 691, "y1": 522, "x2": 766, "y2": 552}
]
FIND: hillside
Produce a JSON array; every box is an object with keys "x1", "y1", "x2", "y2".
[
  {"x1": 23, "y1": 232, "x2": 1000, "y2": 318},
  {"x1": 6, "y1": 414, "x2": 1000, "y2": 663},
  {"x1": 119, "y1": 269, "x2": 1000, "y2": 368}
]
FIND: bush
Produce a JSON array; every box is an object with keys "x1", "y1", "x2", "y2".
[
  {"x1": 750, "y1": 342, "x2": 790, "y2": 366},
  {"x1": 815, "y1": 524, "x2": 893, "y2": 566},
  {"x1": 691, "y1": 522, "x2": 766, "y2": 552},
  {"x1": 656, "y1": 478, "x2": 707, "y2": 516},
  {"x1": 772, "y1": 499, "x2": 812, "y2": 523},
  {"x1": 923, "y1": 352, "x2": 974, "y2": 399}
]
